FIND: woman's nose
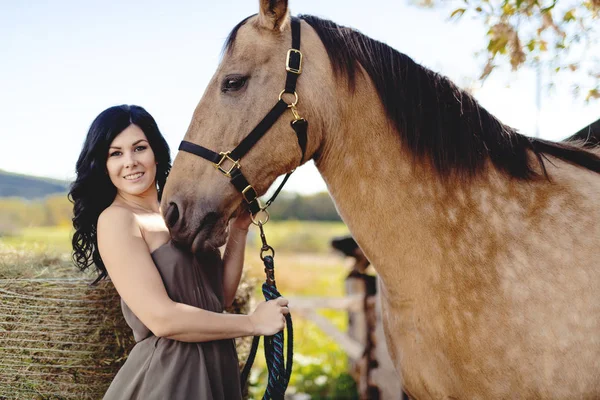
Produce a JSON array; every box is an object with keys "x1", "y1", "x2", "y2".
[{"x1": 124, "y1": 153, "x2": 138, "y2": 168}]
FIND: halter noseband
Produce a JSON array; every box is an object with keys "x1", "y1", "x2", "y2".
[{"x1": 178, "y1": 17, "x2": 308, "y2": 221}]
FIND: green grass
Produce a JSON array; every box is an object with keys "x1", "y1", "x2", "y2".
[
  {"x1": 0, "y1": 225, "x2": 73, "y2": 254},
  {"x1": 248, "y1": 220, "x2": 349, "y2": 253},
  {"x1": 0, "y1": 226, "x2": 81, "y2": 279},
  {"x1": 1, "y1": 221, "x2": 349, "y2": 255}
]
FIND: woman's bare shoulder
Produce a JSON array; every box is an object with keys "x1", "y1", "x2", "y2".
[{"x1": 97, "y1": 204, "x2": 141, "y2": 238}]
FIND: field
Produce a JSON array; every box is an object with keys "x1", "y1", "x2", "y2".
[{"x1": 0, "y1": 221, "x2": 358, "y2": 399}]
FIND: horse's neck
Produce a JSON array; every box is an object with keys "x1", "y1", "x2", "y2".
[
  {"x1": 314, "y1": 84, "x2": 446, "y2": 286},
  {"x1": 313, "y1": 78, "x2": 516, "y2": 291}
]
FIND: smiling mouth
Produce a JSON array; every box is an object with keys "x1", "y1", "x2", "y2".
[{"x1": 124, "y1": 172, "x2": 144, "y2": 180}]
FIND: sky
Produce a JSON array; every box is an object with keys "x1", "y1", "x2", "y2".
[{"x1": 1, "y1": 0, "x2": 598, "y2": 194}]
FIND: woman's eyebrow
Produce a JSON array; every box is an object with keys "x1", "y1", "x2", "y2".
[{"x1": 109, "y1": 139, "x2": 148, "y2": 149}]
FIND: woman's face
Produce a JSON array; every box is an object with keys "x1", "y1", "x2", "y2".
[{"x1": 106, "y1": 124, "x2": 157, "y2": 196}]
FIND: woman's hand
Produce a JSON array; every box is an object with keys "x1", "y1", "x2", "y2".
[
  {"x1": 230, "y1": 209, "x2": 253, "y2": 232},
  {"x1": 248, "y1": 297, "x2": 289, "y2": 336}
]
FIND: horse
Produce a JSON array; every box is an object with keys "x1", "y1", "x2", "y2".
[{"x1": 161, "y1": 1, "x2": 600, "y2": 398}]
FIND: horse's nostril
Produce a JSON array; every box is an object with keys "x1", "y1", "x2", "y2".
[{"x1": 166, "y1": 202, "x2": 180, "y2": 229}]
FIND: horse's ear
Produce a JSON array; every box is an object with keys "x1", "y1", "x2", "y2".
[{"x1": 258, "y1": 0, "x2": 289, "y2": 31}]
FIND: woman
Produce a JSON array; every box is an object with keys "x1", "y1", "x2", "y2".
[{"x1": 69, "y1": 105, "x2": 288, "y2": 399}]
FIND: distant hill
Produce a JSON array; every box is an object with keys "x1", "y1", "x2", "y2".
[{"x1": 0, "y1": 170, "x2": 70, "y2": 199}]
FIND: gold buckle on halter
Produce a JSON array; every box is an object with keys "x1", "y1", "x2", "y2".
[
  {"x1": 286, "y1": 49, "x2": 303, "y2": 74},
  {"x1": 213, "y1": 151, "x2": 240, "y2": 177},
  {"x1": 241, "y1": 185, "x2": 257, "y2": 203}
]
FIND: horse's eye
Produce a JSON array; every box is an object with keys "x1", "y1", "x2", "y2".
[{"x1": 221, "y1": 75, "x2": 248, "y2": 92}]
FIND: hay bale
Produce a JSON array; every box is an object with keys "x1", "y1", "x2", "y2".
[
  {"x1": 0, "y1": 278, "x2": 134, "y2": 399},
  {"x1": 0, "y1": 273, "x2": 257, "y2": 399}
]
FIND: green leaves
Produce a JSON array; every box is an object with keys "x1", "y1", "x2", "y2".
[
  {"x1": 415, "y1": 0, "x2": 600, "y2": 101},
  {"x1": 527, "y1": 39, "x2": 536, "y2": 51},
  {"x1": 502, "y1": 2, "x2": 516, "y2": 15},
  {"x1": 586, "y1": 88, "x2": 600, "y2": 101},
  {"x1": 450, "y1": 8, "x2": 467, "y2": 19},
  {"x1": 563, "y1": 9, "x2": 576, "y2": 22}
]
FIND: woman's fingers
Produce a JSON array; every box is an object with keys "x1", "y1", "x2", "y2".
[
  {"x1": 274, "y1": 297, "x2": 290, "y2": 315},
  {"x1": 275, "y1": 297, "x2": 288, "y2": 306}
]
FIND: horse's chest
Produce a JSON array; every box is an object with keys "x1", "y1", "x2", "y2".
[{"x1": 379, "y1": 284, "x2": 460, "y2": 398}]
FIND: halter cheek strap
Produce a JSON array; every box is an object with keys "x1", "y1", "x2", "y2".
[{"x1": 178, "y1": 17, "x2": 308, "y2": 216}]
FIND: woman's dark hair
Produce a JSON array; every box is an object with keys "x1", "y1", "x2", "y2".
[{"x1": 68, "y1": 105, "x2": 171, "y2": 284}]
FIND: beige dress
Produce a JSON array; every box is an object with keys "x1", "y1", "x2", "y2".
[{"x1": 103, "y1": 241, "x2": 242, "y2": 400}]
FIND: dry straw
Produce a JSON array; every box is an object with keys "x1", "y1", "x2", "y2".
[{"x1": 0, "y1": 244, "x2": 256, "y2": 399}]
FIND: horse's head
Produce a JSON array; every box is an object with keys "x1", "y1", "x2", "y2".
[{"x1": 162, "y1": 0, "x2": 336, "y2": 252}]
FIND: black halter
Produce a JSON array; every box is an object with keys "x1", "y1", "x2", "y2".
[{"x1": 178, "y1": 17, "x2": 307, "y2": 217}]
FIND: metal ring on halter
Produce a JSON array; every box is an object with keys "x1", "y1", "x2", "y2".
[
  {"x1": 260, "y1": 245, "x2": 275, "y2": 260},
  {"x1": 278, "y1": 90, "x2": 298, "y2": 108},
  {"x1": 251, "y1": 208, "x2": 270, "y2": 226}
]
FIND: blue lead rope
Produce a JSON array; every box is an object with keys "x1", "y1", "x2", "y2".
[{"x1": 241, "y1": 255, "x2": 293, "y2": 400}]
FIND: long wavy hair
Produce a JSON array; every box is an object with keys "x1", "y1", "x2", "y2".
[{"x1": 69, "y1": 105, "x2": 171, "y2": 284}]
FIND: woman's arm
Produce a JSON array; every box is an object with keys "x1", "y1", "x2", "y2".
[
  {"x1": 97, "y1": 206, "x2": 256, "y2": 342},
  {"x1": 221, "y1": 212, "x2": 252, "y2": 307}
]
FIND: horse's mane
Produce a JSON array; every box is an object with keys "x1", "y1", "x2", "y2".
[
  {"x1": 565, "y1": 118, "x2": 600, "y2": 148},
  {"x1": 226, "y1": 14, "x2": 600, "y2": 179}
]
